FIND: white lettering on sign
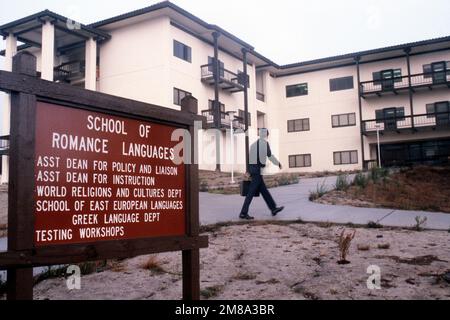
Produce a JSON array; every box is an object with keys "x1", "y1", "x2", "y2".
[
  {"x1": 87, "y1": 115, "x2": 128, "y2": 135},
  {"x1": 52, "y1": 132, "x2": 109, "y2": 154}
]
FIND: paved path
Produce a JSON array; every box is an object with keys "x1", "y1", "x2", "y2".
[
  {"x1": 200, "y1": 175, "x2": 450, "y2": 231},
  {"x1": 1, "y1": 175, "x2": 449, "y2": 282}
]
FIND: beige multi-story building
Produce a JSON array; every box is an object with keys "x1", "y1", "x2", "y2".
[{"x1": 1, "y1": 1, "x2": 449, "y2": 183}]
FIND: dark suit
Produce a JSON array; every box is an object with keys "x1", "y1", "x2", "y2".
[{"x1": 240, "y1": 139, "x2": 279, "y2": 215}]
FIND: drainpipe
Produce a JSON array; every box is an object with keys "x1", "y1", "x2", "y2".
[
  {"x1": 242, "y1": 48, "x2": 250, "y2": 173},
  {"x1": 212, "y1": 32, "x2": 221, "y2": 172},
  {"x1": 355, "y1": 56, "x2": 366, "y2": 169}
]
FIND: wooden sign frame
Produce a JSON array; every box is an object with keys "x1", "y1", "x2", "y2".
[{"x1": 0, "y1": 52, "x2": 208, "y2": 300}]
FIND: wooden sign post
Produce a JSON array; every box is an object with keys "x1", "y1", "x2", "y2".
[{"x1": 0, "y1": 52, "x2": 208, "y2": 300}]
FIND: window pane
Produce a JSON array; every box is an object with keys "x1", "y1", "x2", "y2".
[
  {"x1": 332, "y1": 115, "x2": 339, "y2": 127},
  {"x1": 341, "y1": 152, "x2": 350, "y2": 164},
  {"x1": 303, "y1": 119, "x2": 310, "y2": 131},
  {"x1": 330, "y1": 76, "x2": 354, "y2": 92},
  {"x1": 288, "y1": 121, "x2": 294, "y2": 132},
  {"x1": 289, "y1": 156, "x2": 296, "y2": 168},
  {"x1": 173, "y1": 88, "x2": 179, "y2": 105},
  {"x1": 294, "y1": 119, "x2": 302, "y2": 131},
  {"x1": 297, "y1": 155, "x2": 304, "y2": 167},
  {"x1": 304, "y1": 155, "x2": 311, "y2": 167},
  {"x1": 350, "y1": 151, "x2": 358, "y2": 164},
  {"x1": 334, "y1": 153, "x2": 341, "y2": 165},
  {"x1": 348, "y1": 113, "x2": 356, "y2": 125},
  {"x1": 339, "y1": 114, "x2": 349, "y2": 126},
  {"x1": 286, "y1": 83, "x2": 308, "y2": 97}
]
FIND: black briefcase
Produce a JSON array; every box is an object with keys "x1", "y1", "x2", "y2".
[{"x1": 240, "y1": 180, "x2": 260, "y2": 197}]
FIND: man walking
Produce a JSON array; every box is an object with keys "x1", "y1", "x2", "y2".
[{"x1": 239, "y1": 128, "x2": 284, "y2": 220}]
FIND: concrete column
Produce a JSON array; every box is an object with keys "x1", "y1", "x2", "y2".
[
  {"x1": 85, "y1": 38, "x2": 97, "y2": 90},
  {"x1": 41, "y1": 20, "x2": 55, "y2": 81},
  {"x1": 1, "y1": 34, "x2": 17, "y2": 184}
]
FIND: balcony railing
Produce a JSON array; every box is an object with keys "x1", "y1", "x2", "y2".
[
  {"x1": 256, "y1": 91, "x2": 265, "y2": 102},
  {"x1": 201, "y1": 109, "x2": 245, "y2": 130},
  {"x1": 54, "y1": 60, "x2": 86, "y2": 83},
  {"x1": 360, "y1": 72, "x2": 450, "y2": 97},
  {"x1": 201, "y1": 64, "x2": 244, "y2": 93},
  {"x1": 0, "y1": 135, "x2": 9, "y2": 156},
  {"x1": 362, "y1": 111, "x2": 450, "y2": 135}
]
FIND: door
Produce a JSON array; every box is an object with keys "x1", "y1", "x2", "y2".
[
  {"x1": 383, "y1": 108, "x2": 398, "y2": 131},
  {"x1": 380, "y1": 69, "x2": 394, "y2": 91},
  {"x1": 431, "y1": 61, "x2": 446, "y2": 84},
  {"x1": 435, "y1": 101, "x2": 450, "y2": 126}
]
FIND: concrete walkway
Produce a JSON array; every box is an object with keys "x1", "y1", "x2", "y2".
[{"x1": 200, "y1": 175, "x2": 450, "y2": 231}]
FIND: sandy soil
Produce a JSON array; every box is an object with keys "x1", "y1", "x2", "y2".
[{"x1": 21, "y1": 222, "x2": 450, "y2": 300}]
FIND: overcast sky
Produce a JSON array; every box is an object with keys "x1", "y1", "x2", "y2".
[{"x1": 1, "y1": 0, "x2": 450, "y2": 125}]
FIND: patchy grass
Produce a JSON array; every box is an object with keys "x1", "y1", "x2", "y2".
[
  {"x1": 233, "y1": 272, "x2": 257, "y2": 281},
  {"x1": 140, "y1": 255, "x2": 166, "y2": 274},
  {"x1": 309, "y1": 180, "x2": 328, "y2": 201},
  {"x1": 316, "y1": 166, "x2": 450, "y2": 214},
  {"x1": 200, "y1": 285, "x2": 224, "y2": 299}
]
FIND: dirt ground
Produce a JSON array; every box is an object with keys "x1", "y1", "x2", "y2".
[
  {"x1": 21, "y1": 222, "x2": 450, "y2": 300},
  {"x1": 317, "y1": 167, "x2": 450, "y2": 213}
]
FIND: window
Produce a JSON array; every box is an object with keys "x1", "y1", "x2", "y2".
[
  {"x1": 372, "y1": 69, "x2": 403, "y2": 84},
  {"x1": 173, "y1": 40, "x2": 192, "y2": 63},
  {"x1": 334, "y1": 151, "x2": 358, "y2": 165},
  {"x1": 426, "y1": 102, "x2": 450, "y2": 126},
  {"x1": 330, "y1": 76, "x2": 354, "y2": 92},
  {"x1": 208, "y1": 56, "x2": 224, "y2": 77},
  {"x1": 289, "y1": 154, "x2": 312, "y2": 168},
  {"x1": 423, "y1": 61, "x2": 450, "y2": 78},
  {"x1": 287, "y1": 118, "x2": 310, "y2": 132},
  {"x1": 237, "y1": 71, "x2": 250, "y2": 88},
  {"x1": 375, "y1": 107, "x2": 405, "y2": 123},
  {"x1": 426, "y1": 101, "x2": 450, "y2": 117},
  {"x1": 173, "y1": 88, "x2": 191, "y2": 106},
  {"x1": 239, "y1": 109, "x2": 251, "y2": 126},
  {"x1": 286, "y1": 83, "x2": 308, "y2": 97},
  {"x1": 208, "y1": 100, "x2": 225, "y2": 119},
  {"x1": 332, "y1": 113, "x2": 356, "y2": 128}
]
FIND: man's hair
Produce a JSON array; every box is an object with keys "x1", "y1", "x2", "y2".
[{"x1": 259, "y1": 128, "x2": 269, "y2": 137}]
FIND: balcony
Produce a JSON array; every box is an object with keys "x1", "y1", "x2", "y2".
[
  {"x1": 360, "y1": 72, "x2": 450, "y2": 98},
  {"x1": 201, "y1": 64, "x2": 245, "y2": 93},
  {"x1": 54, "y1": 60, "x2": 86, "y2": 84},
  {"x1": 362, "y1": 111, "x2": 450, "y2": 135},
  {"x1": 0, "y1": 135, "x2": 9, "y2": 156},
  {"x1": 201, "y1": 109, "x2": 245, "y2": 131}
]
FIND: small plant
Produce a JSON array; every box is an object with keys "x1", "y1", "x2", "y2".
[
  {"x1": 337, "y1": 229, "x2": 356, "y2": 264},
  {"x1": 353, "y1": 172, "x2": 368, "y2": 189},
  {"x1": 276, "y1": 174, "x2": 299, "y2": 186},
  {"x1": 413, "y1": 216, "x2": 428, "y2": 231},
  {"x1": 335, "y1": 174, "x2": 350, "y2": 191},
  {"x1": 200, "y1": 285, "x2": 224, "y2": 299},
  {"x1": 366, "y1": 221, "x2": 383, "y2": 229},
  {"x1": 370, "y1": 167, "x2": 389, "y2": 183},
  {"x1": 233, "y1": 272, "x2": 257, "y2": 281},
  {"x1": 199, "y1": 180, "x2": 209, "y2": 192},
  {"x1": 141, "y1": 255, "x2": 165, "y2": 274},
  {"x1": 309, "y1": 180, "x2": 328, "y2": 201},
  {"x1": 357, "y1": 244, "x2": 370, "y2": 251},
  {"x1": 377, "y1": 243, "x2": 391, "y2": 250}
]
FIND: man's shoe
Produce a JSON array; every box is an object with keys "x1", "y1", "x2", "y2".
[
  {"x1": 239, "y1": 214, "x2": 255, "y2": 220},
  {"x1": 272, "y1": 206, "x2": 284, "y2": 216}
]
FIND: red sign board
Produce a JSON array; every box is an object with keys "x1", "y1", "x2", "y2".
[{"x1": 34, "y1": 102, "x2": 186, "y2": 246}]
